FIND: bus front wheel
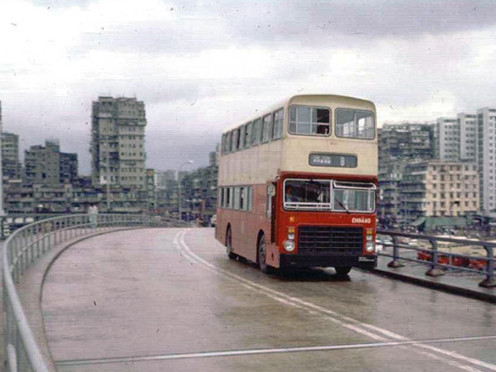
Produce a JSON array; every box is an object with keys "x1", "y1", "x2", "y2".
[
  {"x1": 226, "y1": 227, "x2": 237, "y2": 260},
  {"x1": 258, "y1": 233, "x2": 273, "y2": 274},
  {"x1": 335, "y1": 266, "x2": 352, "y2": 277}
]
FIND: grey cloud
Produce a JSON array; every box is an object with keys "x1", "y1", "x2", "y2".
[
  {"x1": 69, "y1": 1, "x2": 496, "y2": 58},
  {"x1": 212, "y1": 0, "x2": 496, "y2": 40},
  {"x1": 146, "y1": 127, "x2": 219, "y2": 172}
]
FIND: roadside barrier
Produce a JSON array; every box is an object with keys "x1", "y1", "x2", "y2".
[{"x1": 377, "y1": 230, "x2": 496, "y2": 288}]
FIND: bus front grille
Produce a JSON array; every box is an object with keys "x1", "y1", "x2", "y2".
[{"x1": 297, "y1": 226, "x2": 363, "y2": 255}]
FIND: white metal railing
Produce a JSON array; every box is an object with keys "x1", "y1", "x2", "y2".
[{"x1": 2, "y1": 214, "x2": 178, "y2": 371}]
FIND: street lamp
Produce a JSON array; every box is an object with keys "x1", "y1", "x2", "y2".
[
  {"x1": 0, "y1": 102, "x2": 5, "y2": 216},
  {"x1": 178, "y1": 160, "x2": 194, "y2": 221},
  {"x1": 104, "y1": 142, "x2": 111, "y2": 212}
]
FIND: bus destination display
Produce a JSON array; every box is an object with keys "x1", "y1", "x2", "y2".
[{"x1": 309, "y1": 153, "x2": 357, "y2": 168}]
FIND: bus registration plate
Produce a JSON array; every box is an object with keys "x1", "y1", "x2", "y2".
[{"x1": 309, "y1": 153, "x2": 357, "y2": 168}]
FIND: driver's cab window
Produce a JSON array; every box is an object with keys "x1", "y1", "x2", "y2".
[{"x1": 284, "y1": 179, "x2": 331, "y2": 209}]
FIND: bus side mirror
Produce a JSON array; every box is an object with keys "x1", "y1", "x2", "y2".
[{"x1": 268, "y1": 184, "x2": 276, "y2": 197}]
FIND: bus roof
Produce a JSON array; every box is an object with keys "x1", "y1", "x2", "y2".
[{"x1": 221, "y1": 94, "x2": 375, "y2": 134}]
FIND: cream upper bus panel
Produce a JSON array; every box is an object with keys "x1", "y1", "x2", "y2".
[
  {"x1": 218, "y1": 94, "x2": 376, "y2": 184},
  {"x1": 218, "y1": 140, "x2": 283, "y2": 186},
  {"x1": 279, "y1": 138, "x2": 377, "y2": 175},
  {"x1": 280, "y1": 95, "x2": 377, "y2": 175}
]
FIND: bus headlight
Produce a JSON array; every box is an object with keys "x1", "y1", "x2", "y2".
[
  {"x1": 283, "y1": 240, "x2": 295, "y2": 252},
  {"x1": 365, "y1": 242, "x2": 375, "y2": 253}
]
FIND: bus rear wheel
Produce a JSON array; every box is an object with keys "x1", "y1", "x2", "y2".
[
  {"x1": 258, "y1": 233, "x2": 273, "y2": 274},
  {"x1": 335, "y1": 266, "x2": 352, "y2": 277},
  {"x1": 226, "y1": 227, "x2": 237, "y2": 260}
]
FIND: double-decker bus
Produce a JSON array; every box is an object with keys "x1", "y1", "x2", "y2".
[{"x1": 215, "y1": 94, "x2": 377, "y2": 275}]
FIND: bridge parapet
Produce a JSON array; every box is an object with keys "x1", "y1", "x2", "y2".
[
  {"x1": 377, "y1": 230, "x2": 496, "y2": 288},
  {"x1": 2, "y1": 214, "x2": 185, "y2": 372}
]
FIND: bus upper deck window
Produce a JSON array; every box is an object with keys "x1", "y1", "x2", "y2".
[
  {"x1": 252, "y1": 118, "x2": 262, "y2": 145},
  {"x1": 262, "y1": 114, "x2": 272, "y2": 143},
  {"x1": 272, "y1": 108, "x2": 284, "y2": 140},
  {"x1": 289, "y1": 106, "x2": 330, "y2": 136},
  {"x1": 336, "y1": 109, "x2": 375, "y2": 139}
]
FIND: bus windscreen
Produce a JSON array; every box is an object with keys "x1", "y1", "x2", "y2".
[{"x1": 284, "y1": 179, "x2": 375, "y2": 212}]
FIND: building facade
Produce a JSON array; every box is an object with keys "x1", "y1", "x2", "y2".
[
  {"x1": 378, "y1": 123, "x2": 434, "y2": 224},
  {"x1": 24, "y1": 144, "x2": 60, "y2": 186},
  {"x1": 91, "y1": 96, "x2": 147, "y2": 190},
  {"x1": 60, "y1": 152, "x2": 78, "y2": 184},
  {"x1": 458, "y1": 113, "x2": 477, "y2": 162},
  {"x1": 2, "y1": 132, "x2": 21, "y2": 180},
  {"x1": 400, "y1": 161, "x2": 479, "y2": 223},
  {"x1": 23, "y1": 141, "x2": 78, "y2": 186},
  {"x1": 477, "y1": 107, "x2": 496, "y2": 216},
  {"x1": 436, "y1": 117, "x2": 460, "y2": 162}
]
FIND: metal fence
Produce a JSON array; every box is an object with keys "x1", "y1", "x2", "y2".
[
  {"x1": 376, "y1": 230, "x2": 496, "y2": 288},
  {"x1": 2, "y1": 214, "x2": 182, "y2": 372}
]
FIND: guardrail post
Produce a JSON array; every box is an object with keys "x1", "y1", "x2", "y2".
[
  {"x1": 426, "y1": 239, "x2": 445, "y2": 277},
  {"x1": 387, "y1": 236, "x2": 405, "y2": 268},
  {"x1": 479, "y1": 245, "x2": 496, "y2": 288},
  {"x1": 7, "y1": 343, "x2": 18, "y2": 372}
]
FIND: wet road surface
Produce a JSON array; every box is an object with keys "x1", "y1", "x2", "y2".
[{"x1": 42, "y1": 228, "x2": 496, "y2": 371}]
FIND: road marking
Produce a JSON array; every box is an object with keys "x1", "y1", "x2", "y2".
[
  {"x1": 56, "y1": 335, "x2": 496, "y2": 367},
  {"x1": 177, "y1": 229, "x2": 496, "y2": 372}
]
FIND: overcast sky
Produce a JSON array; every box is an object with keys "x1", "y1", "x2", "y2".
[{"x1": 2, "y1": 0, "x2": 496, "y2": 175}]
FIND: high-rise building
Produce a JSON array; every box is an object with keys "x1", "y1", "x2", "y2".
[
  {"x1": 477, "y1": 107, "x2": 496, "y2": 216},
  {"x1": 436, "y1": 117, "x2": 460, "y2": 162},
  {"x1": 458, "y1": 113, "x2": 477, "y2": 162},
  {"x1": 2, "y1": 132, "x2": 21, "y2": 180},
  {"x1": 378, "y1": 123, "x2": 434, "y2": 223},
  {"x1": 91, "y1": 96, "x2": 147, "y2": 190}
]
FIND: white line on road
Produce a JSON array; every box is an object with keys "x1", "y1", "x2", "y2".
[
  {"x1": 177, "y1": 230, "x2": 496, "y2": 372},
  {"x1": 56, "y1": 335, "x2": 496, "y2": 367}
]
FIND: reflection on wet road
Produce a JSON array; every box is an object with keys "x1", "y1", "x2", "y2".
[{"x1": 42, "y1": 228, "x2": 496, "y2": 371}]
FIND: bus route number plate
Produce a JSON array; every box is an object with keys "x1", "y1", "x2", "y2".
[{"x1": 309, "y1": 153, "x2": 357, "y2": 168}]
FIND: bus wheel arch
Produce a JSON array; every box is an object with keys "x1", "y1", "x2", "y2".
[
  {"x1": 225, "y1": 224, "x2": 237, "y2": 260},
  {"x1": 257, "y1": 230, "x2": 273, "y2": 274}
]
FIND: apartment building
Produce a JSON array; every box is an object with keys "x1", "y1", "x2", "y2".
[
  {"x1": 436, "y1": 117, "x2": 460, "y2": 162},
  {"x1": 91, "y1": 96, "x2": 147, "y2": 190},
  {"x1": 400, "y1": 161, "x2": 479, "y2": 222},
  {"x1": 458, "y1": 113, "x2": 477, "y2": 162},
  {"x1": 2, "y1": 132, "x2": 21, "y2": 180},
  {"x1": 378, "y1": 123, "x2": 434, "y2": 222},
  {"x1": 24, "y1": 141, "x2": 78, "y2": 186},
  {"x1": 24, "y1": 144, "x2": 60, "y2": 186},
  {"x1": 477, "y1": 107, "x2": 496, "y2": 216}
]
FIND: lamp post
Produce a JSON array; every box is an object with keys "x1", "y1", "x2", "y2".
[
  {"x1": 178, "y1": 160, "x2": 194, "y2": 221},
  {"x1": 0, "y1": 102, "x2": 5, "y2": 216},
  {"x1": 102, "y1": 142, "x2": 111, "y2": 212}
]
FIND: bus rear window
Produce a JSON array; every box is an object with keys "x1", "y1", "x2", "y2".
[
  {"x1": 336, "y1": 109, "x2": 375, "y2": 139},
  {"x1": 289, "y1": 106, "x2": 330, "y2": 136}
]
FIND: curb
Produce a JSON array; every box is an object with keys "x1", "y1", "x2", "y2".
[{"x1": 370, "y1": 268, "x2": 496, "y2": 304}]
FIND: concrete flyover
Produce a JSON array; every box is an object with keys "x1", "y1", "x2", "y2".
[{"x1": 39, "y1": 228, "x2": 496, "y2": 372}]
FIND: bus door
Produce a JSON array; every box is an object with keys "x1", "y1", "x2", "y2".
[
  {"x1": 267, "y1": 182, "x2": 277, "y2": 243},
  {"x1": 265, "y1": 182, "x2": 280, "y2": 268}
]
